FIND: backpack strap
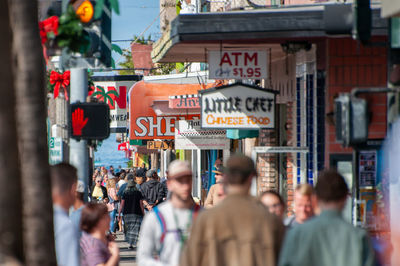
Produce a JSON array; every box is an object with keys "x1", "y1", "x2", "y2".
[{"x1": 153, "y1": 206, "x2": 167, "y2": 248}]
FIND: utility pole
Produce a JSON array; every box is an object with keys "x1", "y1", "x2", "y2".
[{"x1": 69, "y1": 68, "x2": 89, "y2": 199}]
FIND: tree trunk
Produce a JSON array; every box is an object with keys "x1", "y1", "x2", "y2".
[
  {"x1": 8, "y1": 0, "x2": 57, "y2": 265},
  {"x1": 0, "y1": 0, "x2": 23, "y2": 263}
]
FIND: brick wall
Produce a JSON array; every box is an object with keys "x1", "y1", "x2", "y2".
[
  {"x1": 325, "y1": 37, "x2": 387, "y2": 164},
  {"x1": 258, "y1": 130, "x2": 278, "y2": 192}
]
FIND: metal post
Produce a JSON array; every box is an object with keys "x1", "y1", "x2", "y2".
[{"x1": 69, "y1": 68, "x2": 89, "y2": 200}]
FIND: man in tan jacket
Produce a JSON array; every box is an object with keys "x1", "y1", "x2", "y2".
[
  {"x1": 204, "y1": 165, "x2": 225, "y2": 208},
  {"x1": 180, "y1": 154, "x2": 285, "y2": 266}
]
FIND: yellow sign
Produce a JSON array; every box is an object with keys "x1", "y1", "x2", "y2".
[
  {"x1": 147, "y1": 141, "x2": 173, "y2": 150},
  {"x1": 75, "y1": 0, "x2": 94, "y2": 23}
]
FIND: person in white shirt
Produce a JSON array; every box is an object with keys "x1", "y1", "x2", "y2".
[{"x1": 137, "y1": 160, "x2": 200, "y2": 266}]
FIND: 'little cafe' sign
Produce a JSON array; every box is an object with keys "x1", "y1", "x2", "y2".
[{"x1": 199, "y1": 83, "x2": 276, "y2": 129}]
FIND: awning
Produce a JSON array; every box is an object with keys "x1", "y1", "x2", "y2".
[{"x1": 151, "y1": 5, "x2": 386, "y2": 63}]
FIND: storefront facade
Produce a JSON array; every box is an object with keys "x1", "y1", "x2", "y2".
[{"x1": 150, "y1": 2, "x2": 389, "y2": 227}]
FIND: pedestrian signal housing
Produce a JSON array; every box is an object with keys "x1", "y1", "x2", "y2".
[
  {"x1": 335, "y1": 94, "x2": 368, "y2": 147},
  {"x1": 69, "y1": 102, "x2": 110, "y2": 140}
]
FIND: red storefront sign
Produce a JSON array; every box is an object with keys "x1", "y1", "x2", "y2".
[{"x1": 168, "y1": 94, "x2": 200, "y2": 109}]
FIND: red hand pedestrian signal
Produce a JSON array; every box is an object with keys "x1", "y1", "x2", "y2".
[{"x1": 72, "y1": 107, "x2": 88, "y2": 136}]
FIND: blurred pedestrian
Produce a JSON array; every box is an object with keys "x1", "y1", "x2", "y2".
[
  {"x1": 91, "y1": 176, "x2": 108, "y2": 203},
  {"x1": 141, "y1": 169, "x2": 165, "y2": 212},
  {"x1": 180, "y1": 154, "x2": 285, "y2": 266},
  {"x1": 204, "y1": 165, "x2": 226, "y2": 208},
  {"x1": 119, "y1": 178, "x2": 144, "y2": 249},
  {"x1": 51, "y1": 163, "x2": 80, "y2": 266},
  {"x1": 260, "y1": 190, "x2": 285, "y2": 221},
  {"x1": 70, "y1": 180, "x2": 86, "y2": 236},
  {"x1": 80, "y1": 203, "x2": 119, "y2": 266},
  {"x1": 106, "y1": 178, "x2": 118, "y2": 234},
  {"x1": 135, "y1": 168, "x2": 146, "y2": 191},
  {"x1": 117, "y1": 173, "x2": 135, "y2": 232},
  {"x1": 137, "y1": 160, "x2": 200, "y2": 266},
  {"x1": 284, "y1": 184, "x2": 314, "y2": 227},
  {"x1": 279, "y1": 170, "x2": 375, "y2": 266}
]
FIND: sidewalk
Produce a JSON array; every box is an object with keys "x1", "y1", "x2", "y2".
[{"x1": 115, "y1": 231, "x2": 137, "y2": 265}]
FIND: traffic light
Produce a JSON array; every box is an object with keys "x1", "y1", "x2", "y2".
[
  {"x1": 69, "y1": 102, "x2": 110, "y2": 140},
  {"x1": 353, "y1": 0, "x2": 372, "y2": 44},
  {"x1": 46, "y1": 0, "x2": 112, "y2": 67},
  {"x1": 335, "y1": 94, "x2": 368, "y2": 147},
  {"x1": 83, "y1": 0, "x2": 112, "y2": 67}
]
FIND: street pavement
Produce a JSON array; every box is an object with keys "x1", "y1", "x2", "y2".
[{"x1": 115, "y1": 231, "x2": 137, "y2": 265}]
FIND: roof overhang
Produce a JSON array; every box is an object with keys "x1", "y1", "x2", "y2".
[{"x1": 152, "y1": 4, "x2": 387, "y2": 63}]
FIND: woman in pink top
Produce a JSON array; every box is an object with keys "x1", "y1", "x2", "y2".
[{"x1": 80, "y1": 203, "x2": 119, "y2": 266}]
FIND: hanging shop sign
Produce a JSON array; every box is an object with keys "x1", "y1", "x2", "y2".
[
  {"x1": 147, "y1": 141, "x2": 174, "y2": 150},
  {"x1": 93, "y1": 76, "x2": 140, "y2": 133},
  {"x1": 175, "y1": 120, "x2": 229, "y2": 150},
  {"x1": 199, "y1": 83, "x2": 276, "y2": 129},
  {"x1": 169, "y1": 94, "x2": 200, "y2": 109},
  {"x1": 208, "y1": 50, "x2": 268, "y2": 80}
]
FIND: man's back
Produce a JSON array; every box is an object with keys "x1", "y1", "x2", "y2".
[
  {"x1": 181, "y1": 194, "x2": 285, "y2": 266},
  {"x1": 140, "y1": 179, "x2": 163, "y2": 205},
  {"x1": 279, "y1": 209, "x2": 375, "y2": 266}
]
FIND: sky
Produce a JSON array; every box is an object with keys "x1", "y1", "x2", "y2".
[
  {"x1": 111, "y1": 0, "x2": 161, "y2": 66},
  {"x1": 95, "y1": 0, "x2": 161, "y2": 168}
]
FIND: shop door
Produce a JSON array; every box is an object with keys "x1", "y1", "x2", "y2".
[{"x1": 330, "y1": 154, "x2": 353, "y2": 224}]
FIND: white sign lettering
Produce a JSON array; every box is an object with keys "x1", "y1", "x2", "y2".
[{"x1": 208, "y1": 50, "x2": 268, "y2": 79}]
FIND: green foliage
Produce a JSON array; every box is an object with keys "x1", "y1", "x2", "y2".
[
  {"x1": 127, "y1": 160, "x2": 133, "y2": 168},
  {"x1": 117, "y1": 49, "x2": 135, "y2": 75},
  {"x1": 94, "y1": 0, "x2": 120, "y2": 19},
  {"x1": 57, "y1": 5, "x2": 90, "y2": 53}
]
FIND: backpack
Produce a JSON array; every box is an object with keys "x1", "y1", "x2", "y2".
[{"x1": 153, "y1": 204, "x2": 201, "y2": 252}]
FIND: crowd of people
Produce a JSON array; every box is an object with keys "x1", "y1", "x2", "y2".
[{"x1": 51, "y1": 154, "x2": 380, "y2": 266}]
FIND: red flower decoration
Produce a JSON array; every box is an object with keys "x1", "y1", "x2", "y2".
[
  {"x1": 50, "y1": 70, "x2": 70, "y2": 101},
  {"x1": 39, "y1": 16, "x2": 59, "y2": 44}
]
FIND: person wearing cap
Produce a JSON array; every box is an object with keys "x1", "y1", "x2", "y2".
[
  {"x1": 204, "y1": 165, "x2": 226, "y2": 208},
  {"x1": 180, "y1": 154, "x2": 285, "y2": 266},
  {"x1": 70, "y1": 180, "x2": 86, "y2": 236},
  {"x1": 137, "y1": 160, "x2": 201, "y2": 266},
  {"x1": 135, "y1": 168, "x2": 147, "y2": 191},
  {"x1": 140, "y1": 169, "x2": 165, "y2": 212}
]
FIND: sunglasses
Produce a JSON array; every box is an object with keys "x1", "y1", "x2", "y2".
[{"x1": 96, "y1": 180, "x2": 101, "y2": 183}]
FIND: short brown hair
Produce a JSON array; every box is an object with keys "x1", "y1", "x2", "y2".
[
  {"x1": 80, "y1": 203, "x2": 108, "y2": 233},
  {"x1": 315, "y1": 170, "x2": 348, "y2": 202},
  {"x1": 260, "y1": 190, "x2": 285, "y2": 206},
  {"x1": 50, "y1": 163, "x2": 77, "y2": 194},
  {"x1": 295, "y1": 184, "x2": 314, "y2": 197},
  {"x1": 226, "y1": 154, "x2": 256, "y2": 185}
]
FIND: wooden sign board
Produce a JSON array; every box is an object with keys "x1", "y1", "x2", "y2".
[{"x1": 147, "y1": 141, "x2": 173, "y2": 150}]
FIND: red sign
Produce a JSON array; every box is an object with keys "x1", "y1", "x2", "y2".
[
  {"x1": 118, "y1": 142, "x2": 129, "y2": 151},
  {"x1": 130, "y1": 81, "x2": 207, "y2": 140},
  {"x1": 169, "y1": 95, "x2": 200, "y2": 109}
]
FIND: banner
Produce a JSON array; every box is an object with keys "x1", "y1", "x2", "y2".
[
  {"x1": 93, "y1": 77, "x2": 139, "y2": 133},
  {"x1": 175, "y1": 120, "x2": 229, "y2": 150}
]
